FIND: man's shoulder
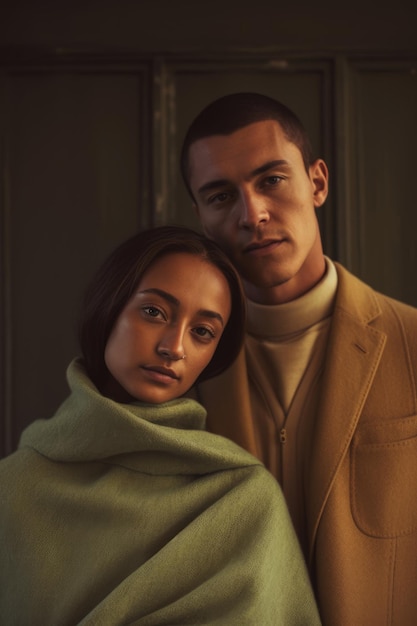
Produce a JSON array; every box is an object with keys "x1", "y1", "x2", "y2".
[{"x1": 334, "y1": 261, "x2": 417, "y2": 326}]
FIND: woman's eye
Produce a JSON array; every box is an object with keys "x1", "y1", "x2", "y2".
[
  {"x1": 142, "y1": 306, "x2": 163, "y2": 319},
  {"x1": 193, "y1": 326, "x2": 215, "y2": 339}
]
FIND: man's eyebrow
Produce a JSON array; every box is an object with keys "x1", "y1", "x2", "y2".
[
  {"x1": 137, "y1": 289, "x2": 225, "y2": 326},
  {"x1": 197, "y1": 179, "x2": 229, "y2": 195},
  {"x1": 196, "y1": 160, "x2": 291, "y2": 196},
  {"x1": 250, "y1": 159, "x2": 290, "y2": 178}
]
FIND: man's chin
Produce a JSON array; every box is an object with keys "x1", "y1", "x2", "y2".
[{"x1": 242, "y1": 271, "x2": 292, "y2": 290}]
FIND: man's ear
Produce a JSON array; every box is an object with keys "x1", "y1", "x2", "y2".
[{"x1": 309, "y1": 159, "x2": 329, "y2": 208}]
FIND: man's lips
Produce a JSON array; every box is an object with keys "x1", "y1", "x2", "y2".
[{"x1": 243, "y1": 239, "x2": 285, "y2": 254}]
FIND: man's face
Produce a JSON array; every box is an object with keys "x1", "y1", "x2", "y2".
[{"x1": 187, "y1": 120, "x2": 328, "y2": 304}]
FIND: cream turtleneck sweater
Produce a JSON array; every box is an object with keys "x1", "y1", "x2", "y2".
[{"x1": 245, "y1": 257, "x2": 338, "y2": 549}]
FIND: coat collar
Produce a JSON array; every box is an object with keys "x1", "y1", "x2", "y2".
[{"x1": 332, "y1": 262, "x2": 382, "y2": 324}]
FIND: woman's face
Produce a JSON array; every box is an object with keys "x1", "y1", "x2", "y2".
[{"x1": 104, "y1": 252, "x2": 232, "y2": 403}]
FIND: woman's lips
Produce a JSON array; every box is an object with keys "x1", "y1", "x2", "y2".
[{"x1": 142, "y1": 365, "x2": 179, "y2": 383}]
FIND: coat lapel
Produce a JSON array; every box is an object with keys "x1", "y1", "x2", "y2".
[{"x1": 306, "y1": 265, "x2": 387, "y2": 563}]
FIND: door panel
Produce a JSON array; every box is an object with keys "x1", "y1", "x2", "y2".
[
  {"x1": 347, "y1": 62, "x2": 417, "y2": 306},
  {"x1": 1, "y1": 70, "x2": 148, "y2": 454},
  {"x1": 1, "y1": 54, "x2": 416, "y2": 457}
]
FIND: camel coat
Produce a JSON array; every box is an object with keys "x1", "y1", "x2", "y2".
[{"x1": 197, "y1": 263, "x2": 417, "y2": 626}]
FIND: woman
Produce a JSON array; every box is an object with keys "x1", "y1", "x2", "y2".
[{"x1": 0, "y1": 226, "x2": 321, "y2": 625}]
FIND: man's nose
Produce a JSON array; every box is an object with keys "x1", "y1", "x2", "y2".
[
  {"x1": 237, "y1": 190, "x2": 269, "y2": 229},
  {"x1": 156, "y1": 326, "x2": 186, "y2": 361}
]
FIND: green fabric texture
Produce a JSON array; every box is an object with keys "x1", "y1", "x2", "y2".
[{"x1": 0, "y1": 359, "x2": 320, "y2": 625}]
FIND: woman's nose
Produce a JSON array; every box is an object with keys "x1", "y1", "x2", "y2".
[{"x1": 156, "y1": 328, "x2": 186, "y2": 361}]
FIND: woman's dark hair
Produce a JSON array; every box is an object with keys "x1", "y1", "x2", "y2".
[
  {"x1": 78, "y1": 225, "x2": 246, "y2": 393},
  {"x1": 180, "y1": 92, "x2": 314, "y2": 200}
]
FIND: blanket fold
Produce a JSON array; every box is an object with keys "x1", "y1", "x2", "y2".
[{"x1": 0, "y1": 359, "x2": 320, "y2": 625}]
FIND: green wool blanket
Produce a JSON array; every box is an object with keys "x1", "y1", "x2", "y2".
[{"x1": 0, "y1": 359, "x2": 320, "y2": 625}]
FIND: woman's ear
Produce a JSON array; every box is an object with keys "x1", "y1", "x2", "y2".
[{"x1": 309, "y1": 159, "x2": 329, "y2": 208}]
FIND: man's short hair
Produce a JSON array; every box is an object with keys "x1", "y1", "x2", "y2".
[{"x1": 180, "y1": 92, "x2": 314, "y2": 199}]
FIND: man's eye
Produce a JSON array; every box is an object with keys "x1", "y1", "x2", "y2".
[
  {"x1": 208, "y1": 192, "x2": 230, "y2": 204},
  {"x1": 264, "y1": 175, "x2": 282, "y2": 186}
]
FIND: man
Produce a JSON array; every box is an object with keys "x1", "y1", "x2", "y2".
[{"x1": 180, "y1": 92, "x2": 417, "y2": 626}]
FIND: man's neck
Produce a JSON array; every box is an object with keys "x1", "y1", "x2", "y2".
[{"x1": 244, "y1": 256, "x2": 327, "y2": 305}]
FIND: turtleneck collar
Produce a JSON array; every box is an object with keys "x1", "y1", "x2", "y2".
[{"x1": 246, "y1": 257, "x2": 338, "y2": 339}]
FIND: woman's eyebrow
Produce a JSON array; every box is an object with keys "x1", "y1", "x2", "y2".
[
  {"x1": 137, "y1": 289, "x2": 225, "y2": 326},
  {"x1": 198, "y1": 309, "x2": 225, "y2": 327},
  {"x1": 137, "y1": 288, "x2": 179, "y2": 306}
]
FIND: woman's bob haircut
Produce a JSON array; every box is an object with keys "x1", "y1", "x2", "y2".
[{"x1": 78, "y1": 225, "x2": 246, "y2": 394}]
